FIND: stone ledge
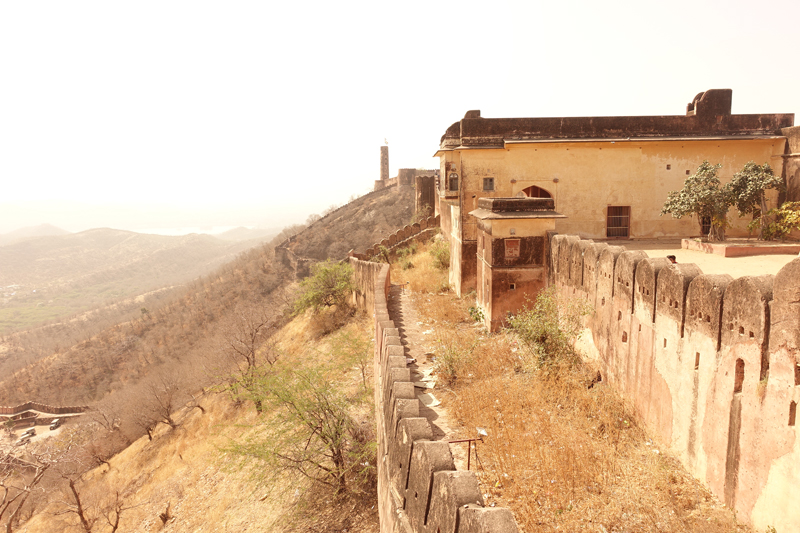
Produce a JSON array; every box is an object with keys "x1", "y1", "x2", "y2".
[{"x1": 682, "y1": 238, "x2": 800, "y2": 257}]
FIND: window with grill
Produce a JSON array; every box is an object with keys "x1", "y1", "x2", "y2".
[
  {"x1": 448, "y1": 173, "x2": 459, "y2": 191},
  {"x1": 607, "y1": 206, "x2": 631, "y2": 238},
  {"x1": 701, "y1": 216, "x2": 711, "y2": 237},
  {"x1": 483, "y1": 177, "x2": 494, "y2": 191}
]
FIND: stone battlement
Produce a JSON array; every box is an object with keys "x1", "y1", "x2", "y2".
[
  {"x1": 549, "y1": 233, "x2": 800, "y2": 532},
  {"x1": 349, "y1": 256, "x2": 519, "y2": 533}
]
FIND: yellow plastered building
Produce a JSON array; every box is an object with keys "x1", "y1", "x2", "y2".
[{"x1": 434, "y1": 89, "x2": 796, "y2": 295}]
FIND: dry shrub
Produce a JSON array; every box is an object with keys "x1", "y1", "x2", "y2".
[
  {"x1": 391, "y1": 240, "x2": 449, "y2": 294},
  {"x1": 397, "y1": 246, "x2": 749, "y2": 532},
  {"x1": 445, "y1": 328, "x2": 750, "y2": 533},
  {"x1": 450, "y1": 355, "x2": 752, "y2": 532},
  {"x1": 432, "y1": 327, "x2": 478, "y2": 385}
]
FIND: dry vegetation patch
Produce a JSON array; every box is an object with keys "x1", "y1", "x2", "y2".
[
  {"x1": 17, "y1": 310, "x2": 379, "y2": 533},
  {"x1": 390, "y1": 240, "x2": 751, "y2": 533}
]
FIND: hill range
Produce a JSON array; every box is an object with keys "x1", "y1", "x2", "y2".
[{"x1": 0, "y1": 226, "x2": 278, "y2": 333}]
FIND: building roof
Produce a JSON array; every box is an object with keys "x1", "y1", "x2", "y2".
[
  {"x1": 469, "y1": 197, "x2": 566, "y2": 220},
  {"x1": 437, "y1": 89, "x2": 795, "y2": 152}
]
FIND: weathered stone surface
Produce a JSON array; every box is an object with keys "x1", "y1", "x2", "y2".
[
  {"x1": 721, "y1": 275, "x2": 773, "y2": 348},
  {"x1": 425, "y1": 471, "x2": 483, "y2": 533},
  {"x1": 614, "y1": 250, "x2": 648, "y2": 312},
  {"x1": 634, "y1": 257, "x2": 672, "y2": 324},
  {"x1": 570, "y1": 239, "x2": 594, "y2": 289},
  {"x1": 684, "y1": 274, "x2": 733, "y2": 348},
  {"x1": 654, "y1": 263, "x2": 703, "y2": 337},
  {"x1": 389, "y1": 418, "x2": 433, "y2": 504},
  {"x1": 597, "y1": 245, "x2": 624, "y2": 300},
  {"x1": 391, "y1": 399, "x2": 420, "y2": 440},
  {"x1": 557, "y1": 235, "x2": 579, "y2": 285},
  {"x1": 769, "y1": 257, "x2": 800, "y2": 351},
  {"x1": 457, "y1": 505, "x2": 519, "y2": 533},
  {"x1": 405, "y1": 441, "x2": 455, "y2": 531}
]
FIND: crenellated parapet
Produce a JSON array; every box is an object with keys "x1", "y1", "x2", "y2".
[
  {"x1": 350, "y1": 215, "x2": 441, "y2": 262},
  {"x1": 549, "y1": 232, "x2": 800, "y2": 532},
  {"x1": 349, "y1": 255, "x2": 520, "y2": 533}
]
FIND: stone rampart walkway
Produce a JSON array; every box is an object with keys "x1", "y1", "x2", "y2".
[{"x1": 386, "y1": 283, "x2": 469, "y2": 469}]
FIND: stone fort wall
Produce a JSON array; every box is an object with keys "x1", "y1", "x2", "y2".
[
  {"x1": 549, "y1": 233, "x2": 800, "y2": 532},
  {"x1": 349, "y1": 257, "x2": 519, "y2": 533}
]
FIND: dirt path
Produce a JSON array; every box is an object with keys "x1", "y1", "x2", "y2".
[{"x1": 386, "y1": 284, "x2": 469, "y2": 470}]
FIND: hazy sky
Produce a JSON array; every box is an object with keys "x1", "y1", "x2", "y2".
[{"x1": 1, "y1": 0, "x2": 798, "y2": 234}]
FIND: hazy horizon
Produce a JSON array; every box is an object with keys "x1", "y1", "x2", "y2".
[
  {"x1": 0, "y1": 199, "x2": 321, "y2": 235},
  {"x1": 2, "y1": 1, "x2": 798, "y2": 237}
]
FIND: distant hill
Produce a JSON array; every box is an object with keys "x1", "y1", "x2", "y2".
[
  {"x1": 0, "y1": 223, "x2": 70, "y2": 246},
  {"x1": 0, "y1": 227, "x2": 278, "y2": 332},
  {"x1": 214, "y1": 226, "x2": 280, "y2": 242}
]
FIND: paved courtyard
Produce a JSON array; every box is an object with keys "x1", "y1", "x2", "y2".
[{"x1": 612, "y1": 238, "x2": 798, "y2": 278}]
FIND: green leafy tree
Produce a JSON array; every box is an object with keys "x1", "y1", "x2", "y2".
[
  {"x1": 725, "y1": 161, "x2": 784, "y2": 239},
  {"x1": 292, "y1": 260, "x2": 355, "y2": 315},
  {"x1": 760, "y1": 201, "x2": 800, "y2": 240},
  {"x1": 661, "y1": 161, "x2": 731, "y2": 241},
  {"x1": 231, "y1": 365, "x2": 373, "y2": 494}
]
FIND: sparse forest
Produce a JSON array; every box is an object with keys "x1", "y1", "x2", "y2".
[{"x1": 0, "y1": 185, "x2": 414, "y2": 532}]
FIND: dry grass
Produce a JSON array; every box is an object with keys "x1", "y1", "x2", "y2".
[{"x1": 392, "y1": 241, "x2": 751, "y2": 533}]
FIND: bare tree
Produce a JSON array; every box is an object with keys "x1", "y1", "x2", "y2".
[
  {"x1": 142, "y1": 376, "x2": 185, "y2": 430},
  {"x1": 1, "y1": 452, "x2": 50, "y2": 533},
  {"x1": 220, "y1": 303, "x2": 280, "y2": 413}
]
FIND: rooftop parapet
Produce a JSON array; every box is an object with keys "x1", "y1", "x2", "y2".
[
  {"x1": 471, "y1": 197, "x2": 566, "y2": 220},
  {"x1": 439, "y1": 89, "x2": 794, "y2": 150}
]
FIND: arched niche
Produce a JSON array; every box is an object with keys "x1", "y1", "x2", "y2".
[{"x1": 521, "y1": 185, "x2": 553, "y2": 198}]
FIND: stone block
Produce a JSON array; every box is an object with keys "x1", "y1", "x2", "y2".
[
  {"x1": 769, "y1": 257, "x2": 800, "y2": 351},
  {"x1": 457, "y1": 505, "x2": 519, "y2": 533},
  {"x1": 684, "y1": 274, "x2": 733, "y2": 349},
  {"x1": 654, "y1": 263, "x2": 703, "y2": 337},
  {"x1": 633, "y1": 257, "x2": 672, "y2": 324},
  {"x1": 425, "y1": 471, "x2": 483, "y2": 533},
  {"x1": 405, "y1": 441, "x2": 455, "y2": 531},
  {"x1": 389, "y1": 418, "x2": 434, "y2": 504},
  {"x1": 615, "y1": 250, "x2": 648, "y2": 313},
  {"x1": 390, "y1": 399, "x2": 420, "y2": 440},
  {"x1": 721, "y1": 275, "x2": 773, "y2": 348}
]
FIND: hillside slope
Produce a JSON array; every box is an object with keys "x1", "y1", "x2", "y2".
[
  {"x1": 286, "y1": 185, "x2": 414, "y2": 260},
  {"x1": 0, "y1": 228, "x2": 277, "y2": 333}
]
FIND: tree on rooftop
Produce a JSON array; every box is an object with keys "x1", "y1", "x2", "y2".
[
  {"x1": 725, "y1": 161, "x2": 784, "y2": 240},
  {"x1": 660, "y1": 160, "x2": 731, "y2": 241}
]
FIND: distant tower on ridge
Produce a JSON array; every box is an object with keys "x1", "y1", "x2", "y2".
[{"x1": 380, "y1": 145, "x2": 389, "y2": 183}]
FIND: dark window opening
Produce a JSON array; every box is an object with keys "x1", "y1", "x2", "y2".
[
  {"x1": 734, "y1": 359, "x2": 745, "y2": 394},
  {"x1": 695, "y1": 352, "x2": 700, "y2": 370},
  {"x1": 521, "y1": 185, "x2": 553, "y2": 198},
  {"x1": 794, "y1": 362, "x2": 800, "y2": 386},
  {"x1": 607, "y1": 206, "x2": 631, "y2": 238},
  {"x1": 622, "y1": 332, "x2": 628, "y2": 343},
  {"x1": 449, "y1": 175, "x2": 459, "y2": 191},
  {"x1": 701, "y1": 216, "x2": 712, "y2": 237},
  {"x1": 483, "y1": 177, "x2": 495, "y2": 191},
  {"x1": 790, "y1": 401, "x2": 797, "y2": 427}
]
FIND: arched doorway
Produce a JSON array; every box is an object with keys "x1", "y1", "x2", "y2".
[{"x1": 521, "y1": 185, "x2": 553, "y2": 198}]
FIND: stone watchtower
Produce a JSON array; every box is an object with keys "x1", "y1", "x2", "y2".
[
  {"x1": 380, "y1": 145, "x2": 389, "y2": 181},
  {"x1": 469, "y1": 197, "x2": 565, "y2": 331},
  {"x1": 374, "y1": 145, "x2": 389, "y2": 191}
]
